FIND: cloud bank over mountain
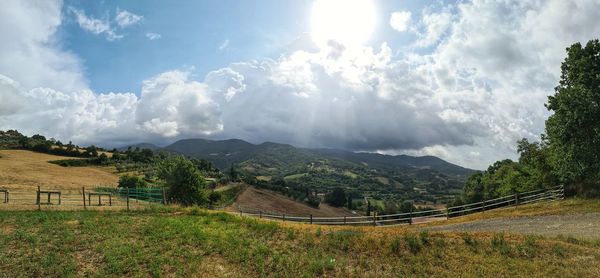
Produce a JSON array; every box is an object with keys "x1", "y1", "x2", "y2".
[{"x1": 1, "y1": 0, "x2": 600, "y2": 169}]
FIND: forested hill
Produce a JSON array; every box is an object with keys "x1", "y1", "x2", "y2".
[
  {"x1": 122, "y1": 138, "x2": 473, "y2": 176},
  {"x1": 121, "y1": 138, "x2": 475, "y2": 203}
]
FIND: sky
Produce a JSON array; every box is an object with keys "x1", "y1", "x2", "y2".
[{"x1": 1, "y1": 0, "x2": 600, "y2": 170}]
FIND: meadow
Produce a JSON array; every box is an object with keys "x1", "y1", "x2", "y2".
[{"x1": 1, "y1": 204, "x2": 599, "y2": 277}]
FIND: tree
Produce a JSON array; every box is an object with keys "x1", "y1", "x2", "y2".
[
  {"x1": 118, "y1": 175, "x2": 146, "y2": 188},
  {"x1": 399, "y1": 201, "x2": 415, "y2": 213},
  {"x1": 462, "y1": 172, "x2": 484, "y2": 203},
  {"x1": 139, "y1": 148, "x2": 154, "y2": 162},
  {"x1": 227, "y1": 164, "x2": 239, "y2": 182},
  {"x1": 208, "y1": 191, "x2": 222, "y2": 205},
  {"x1": 325, "y1": 187, "x2": 347, "y2": 207},
  {"x1": 158, "y1": 156, "x2": 208, "y2": 206},
  {"x1": 85, "y1": 145, "x2": 98, "y2": 157},
  {"x1": 545, "y1": 39, "x2": 600, "y2": 193},
  {"x1": 97, "y1": 153, "x2": 109, "y2": 164}
]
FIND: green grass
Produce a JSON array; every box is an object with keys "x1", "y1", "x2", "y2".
[
  {"x1": 0, "y1": 209, "x2": 599, "y2": 277},
  {"x1": 283, "y1": 173, "x2": 308, "y2": 181}
]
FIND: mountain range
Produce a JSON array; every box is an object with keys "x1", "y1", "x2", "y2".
[{"x1": 120, "y1": 138, "x2": 475, "y2": 202}]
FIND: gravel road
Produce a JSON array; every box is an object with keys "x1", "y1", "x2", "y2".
[{"x1": 426, "y1": 213, "x2": 600, "y2": 240}]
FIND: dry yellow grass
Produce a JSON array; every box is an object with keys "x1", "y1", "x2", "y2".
[
  {"x1": 419, "y1": 198, "x2": 600, "y2": 227},
  {"x1": 227, "y1": 186, "x2": 354, "y2": 217},
  {"x1": 0, "y1": 149, "x2": 118, "y2": 191}
]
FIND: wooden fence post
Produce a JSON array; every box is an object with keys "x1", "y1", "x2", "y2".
[
  {"x1": 283, "y1": 214, "x2": 286, "y2": 222},
  {"x1": 482, "y1": 199, "x2": 486, "y2": 213},
  {"x1": 310, "y1": 214, "x2": 313, "y2": 224},
  {"x1": 37, "y1": 186, "x2": 41, "y2": 211},
  {"x1": 373, "y1": 212, "x2": 377, "y2": 226},
  {"x1": 344, "y1": 216, "x2": 347, "y2": 225},
  {"x1": 162, "y1": 188, "x2": 167, "y2": 205},
  {"x1": 409, "y1": 210, "x2": 413, "y2": 225},
  {"x1": 259, "y1": 211, "x2": 262, "y2": 219},
  {"x1": 515, "y1": 193, "x2": 520, "y2": 207},
  {"x1": 82, "y1": 187, "x2": 86, "y2": 210},
  {"x1": 126, "y1": 187, "x2": 130, "y2": 211}
]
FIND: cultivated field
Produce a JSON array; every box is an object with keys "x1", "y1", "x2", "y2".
[
  {"x1": 0, "y1": 150, "x2": 118, "y2": 190},
  {"x1": 227, "y1": 186, "x2": 355, "y2": 217},
  {"x1": 0, "y1": 150, "x2": 134, "y2": 210}
]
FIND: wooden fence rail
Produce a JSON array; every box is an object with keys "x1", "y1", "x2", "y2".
[{"x1": 236, "y1": 185, "x2": 565, "y2": 227}]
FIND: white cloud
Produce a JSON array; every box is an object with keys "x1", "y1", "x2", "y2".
[
  {"x1": 218, "y1": 39, "x2": 230, "y2": 50},
  {"x1": 415, "y1": 11, "x2": 452, "y2": 47},
  {"x1": 135, "y1": 71, "x2": 223, "y2": 138},
  {"x1": 115, "y1": 8, "x2": 143, "y2": 28},
  {"x1": 69, "y1": 7, "x2": 122, "y2": 41},
  {"x1": 0, "y1": 1, "x2": 85, "y2": 92},
  {"x1": 389, "y1": 11, "x2": 411, "y2": 32},
  {"x1": 2, "y1": 0, "x2": 600, "y2": 170},
  {"x1": 146, "y1": 32, "x2": 162, "y2": 40},
  {"x1": 0, "y1": 71, "x2": 223, "y2": 146}
]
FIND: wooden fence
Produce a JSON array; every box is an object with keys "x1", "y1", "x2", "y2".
[
  {"x1": 234, "y1": 185, "x2": 565, "y2": 226},
  {"x1": 0, "y1": 185, "x2": 565, "y2": 225},
  {"x1": 0, "y1": 186, "x2": 166, "y2": 211}
]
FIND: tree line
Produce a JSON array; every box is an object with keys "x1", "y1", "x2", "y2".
[{"x1": 457, "y1": 39, "x2": 600, "y2": 205}]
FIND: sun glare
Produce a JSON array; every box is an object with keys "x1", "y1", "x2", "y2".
[{"x1": 310, "y1": 0, "x2": 376, "y2": 47}]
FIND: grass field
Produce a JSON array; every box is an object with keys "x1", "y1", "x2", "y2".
[
  {"x1": 0, "y1": 205, "x2": 599, "y2": 277},
  {"x1": 228, "y1": 186, "x2": 354, "y2": 217},
  {"x1": 0, "y1": 150, "x2": 118, "y2": 191},
  {"x1": 423, "y1": 198, "x2": 600, "y2": 226}
]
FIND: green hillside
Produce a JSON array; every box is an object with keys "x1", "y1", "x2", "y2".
[{"x1": 118, "y1": 138, "x2": 475, "y2": 206}]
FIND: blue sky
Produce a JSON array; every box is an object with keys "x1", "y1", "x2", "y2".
[
  {"x1": 59, "y1": 0, "x2": 439, "y2": 93},
  {"x1": 1, "y1": 0, "x2": 599, "y2": 169}
]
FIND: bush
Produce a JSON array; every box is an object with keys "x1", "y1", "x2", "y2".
[
  {"x1": 118, "y1": 175, "x2": 146, "y2": 188},
  {"x1": 390, "y1": 237, "x2": 401, "y2": 254},
  {"x1": 462, "y1": 234, "x2": 477, "y2": 247},
  {"x1": 404, "y1": 234, "x2": 421, "y2": 254},
  {"x1": 517, "y1": 235, "x2": 538, "y2": 258},
  {"x1": 491, "y1": 233, "x2": 512, "y2": 256},
  {"x1": 419, "y1": 230, "x2": 430, "y2": 246},
  {"x1": 208, "y1": 191, "x2": 222, "y2": 205},
  {"x1": 325, "y1": 187, "x2": 347, "y2": 207}
]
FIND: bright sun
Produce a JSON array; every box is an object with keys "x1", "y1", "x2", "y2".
[{"x1": 310, "y1": 0, "x2": 376, "y2": 47}]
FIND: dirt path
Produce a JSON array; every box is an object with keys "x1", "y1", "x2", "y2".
[{"x1": 426, "y1": 213, "x2": 600, "y2": 240}]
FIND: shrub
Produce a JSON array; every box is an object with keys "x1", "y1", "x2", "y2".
[
  {"x1": 552, "y1": 243, "x2": 566, "y2": 258},
  {"x1": 208, "y1": 191, "x2": 222, "y2": 205},
  {"x1": 517, "y1": 235, "x2": 538, "y2": 258},
  {"x1": 390, "y1": 237, "x2": 401, "y2": 254},
  {"x1": 491, "y1": 233, "x2": 512, "y2": 256},
  {"x1": 325, "y1": 187, "x2": 347, "y2": 207},
  {"x1": 118, "y1": 175, "x2": 146, "y2": 188},
  {"x1": 404, "y1": 234, "x2": 421, "y2": 254},
  {"x1": 462, "y1": 234, "x2": 477, "y2": 247},
  {"x1": 419, "y1": 230, "x2": 430, "y2": 246}
]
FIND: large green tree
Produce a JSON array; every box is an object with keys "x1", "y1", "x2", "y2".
[
  {"x1": 158, "y1": 156, "x2": 208, "y2": 206},
  {"x1": 545, "y1": 39, "x2": 600, "y2": 193}
]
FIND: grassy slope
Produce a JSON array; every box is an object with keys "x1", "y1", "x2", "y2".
[
  {"x1": 228, "y1": 186, "x2": 354, "y2": 217},
  {"x1": 423, "y1": 198, "x2": 600, "y2": 226},
  {"x1": 1, "y1": 204, "x2": 600, "y2": 277},
  {"x1": 0, "y1": 150, "x2": 118, "y2": 190}
]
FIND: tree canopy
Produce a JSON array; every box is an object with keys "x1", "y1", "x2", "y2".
[
  {"x1": 545, "y1": 39, "x2": 600, "y2": 192},
  {"x1": 158, "y1": 156, "x2": 209, "y2": 206},
  {"x1": 461, "y1": 39, "x2": 600, "y2": 201}
]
